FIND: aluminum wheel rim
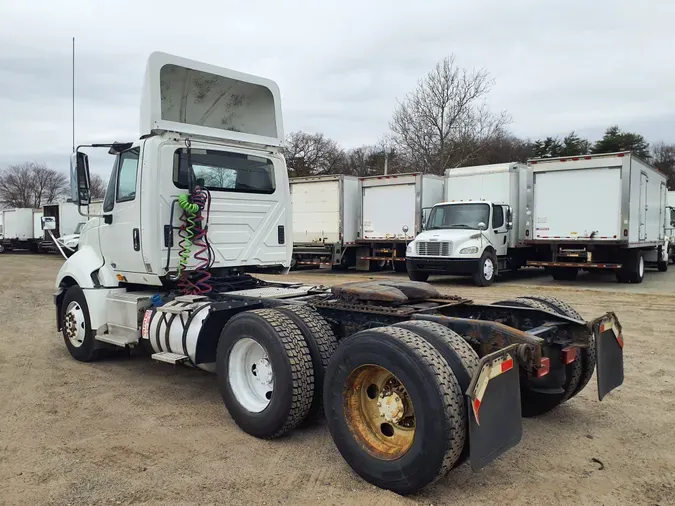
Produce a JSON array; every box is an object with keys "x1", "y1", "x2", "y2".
[
  {"x1": 64, "y1": 301, "x2": 86, "y2": 348},
  {"x1": 343, "y1": 365, "x2": 415, "y2": 460},
  {"x1": 639, "y1": 256, "x2": 644, "y2": 278},
  {"x1": 484, "y1": 257, "x2": 495, "y2": 280},
  {"x1": 228, "y1": 338, "x2": 274, "y2": 413}
]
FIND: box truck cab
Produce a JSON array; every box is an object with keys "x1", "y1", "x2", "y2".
[
  {"x1": 407, "y1": 199, "x2": 514, "y2": 285},
  {"x1": 406, "y1": 163, "x2": 532, "y2": 286}
]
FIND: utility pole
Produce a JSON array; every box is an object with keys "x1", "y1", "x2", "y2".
[{"x1": 72, "y1": 37, "x2": 75, "y2": 153}]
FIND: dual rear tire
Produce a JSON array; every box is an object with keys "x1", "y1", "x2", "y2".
[{"x1": 324, "y1": 321, "x2": 479, "y2": 494}]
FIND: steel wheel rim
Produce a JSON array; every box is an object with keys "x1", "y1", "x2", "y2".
[
  {"x1": 343, "y1": 365, "x2": 415, "y2": 460},
  {"x1": 639, "y1": 256, "x2": 644, "y2": 277},
  {"x1": 64, "y1": 301, "x2": 86, "y2": 348},
  {"x1": 228, "y1": 338, "x2": 274, "y2": 413},
  {"x1": 484, "y1": 257, "x2": 494, "y2": 279}
]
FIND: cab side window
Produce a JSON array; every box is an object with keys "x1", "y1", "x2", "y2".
[
  {"x1": 492, "y1": 205, "x2": 504, "y2": 228},
  {"x1": 117, "y1": 149, "x2": 140, "y2": 202}
]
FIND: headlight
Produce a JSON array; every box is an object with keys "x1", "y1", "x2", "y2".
[
  {"x1": 406, "y1": 243, "x2": 414, "y2": 255},
  {"x1": 459, "y1": 246, "x2": 479, "y2": 254}
]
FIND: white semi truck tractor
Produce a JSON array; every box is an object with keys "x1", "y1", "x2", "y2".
[{"x1": 53, "y1": 52, "x2": 625, "y2": 495}]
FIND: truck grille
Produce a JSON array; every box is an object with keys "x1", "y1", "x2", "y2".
[{"x1": 416, "y1": 241, "x2": 452, "y2": 256}]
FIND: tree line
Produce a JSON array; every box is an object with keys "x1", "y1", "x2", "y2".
[
  {"x1": 3, "y1": 54, "x2": 675, "y2": 209},
  {"x1": 281, "y1": 56, "x2": 675, "y2": 189}
]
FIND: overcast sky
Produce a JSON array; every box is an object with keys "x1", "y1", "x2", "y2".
[{"x1": 1, "y1": 0, "x2": 674, "y2": 176}]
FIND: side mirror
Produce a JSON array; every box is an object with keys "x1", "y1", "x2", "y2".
[
  {"x1": 506, "y1": 206, "x2": 513, "y2": 230},
  {"x1": 478, "y1": 222, "x2": 487, "y2": 230},
  {"x1": 41, "y1": 216, "x2": 56, "y2": 231},
  {"x1": 70, "y1": 151, "x2": 91, "y2": 205}
]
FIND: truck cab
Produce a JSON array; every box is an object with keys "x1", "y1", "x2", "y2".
[
  {"x1": 57, "y1": 52, "x2": 291, "y2": 294},
  {"x1": 406, "y1": 200, "x2": 513, "y2": 286}
]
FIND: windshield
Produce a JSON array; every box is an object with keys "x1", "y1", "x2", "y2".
[
  {"x1": 74, "y1": 222, "x2": 85, "y2": 234},
  {"x1": 427, "y1": 203, "x2": 490, "y2": 230}
]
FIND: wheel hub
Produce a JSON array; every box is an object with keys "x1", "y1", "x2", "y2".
[
  {"x1": 377, "y1": 392, "x2": 405, "y2": 423},
  {"x1": 64, "y1": 302, "x2": 86, "y2": 348},
  {"x1": 252, "y1": 358, "x2": 273, "y2": 386}
]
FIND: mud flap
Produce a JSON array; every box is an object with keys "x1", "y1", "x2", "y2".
[
  {"x1": 594, "y1": 313, "x2": 624, "y2": 401},
  {"x1": 466, "y1": 344, "x2": 522, "y2": 471}
]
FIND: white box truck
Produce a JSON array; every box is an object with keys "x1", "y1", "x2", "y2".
[
  {"x1": 356, "y1": 173, "x2": 444, "y2": 271},
  {"x1": 405, "y1": 163, "x2": 533, "y2": 286},
  {"x1": 39, "y1": 201, "x2": 94, "y2": 253},
  {"x1": 526, "y1": 152, "x2": 668, "y2": 283},
  {"x1": 0, "y1": 208, "x2": 43, "y2": 252},
  {"x1": 290, "y1": 175, "x2": 360, "y2": 269}
]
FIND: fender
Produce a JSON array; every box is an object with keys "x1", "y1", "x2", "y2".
[{"x1": 55, "y1": 245, "x2": 119, "y2": 289}]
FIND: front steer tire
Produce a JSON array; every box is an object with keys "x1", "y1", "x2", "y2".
[
  {"x1": 472, "y1": 250, "x2": 497, "y2": 286},
  {"x1": 60, "y1": 285, "x2": 101, "y2": 362},
  {"x1": 216, "y1": 309, "x2": 314, "y2": 439},
  {"x1": 323, "y1": 326, "x2": 465, "y2": 495}
]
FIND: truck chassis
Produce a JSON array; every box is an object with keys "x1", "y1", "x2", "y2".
[{"x1": 54, "y1": 275, "x2": 624, "y2": 495}]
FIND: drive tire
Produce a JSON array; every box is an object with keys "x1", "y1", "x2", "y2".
[
  {"x1": 61, "y1": 285, "x2": 100, "y2": 362},
  {"x1": 472, "y1": 250, "x2": 496, "y2": 286},
  {"x1": 518, "y1": 296, "x2": 595, "y2": 399},
  {"x1": 491, "y1": 298, "x2": 582, "y2": 417},
  {"x1": 324, "y1": 326, "x2": 464, "y2": 495},
  {"x1": 629, "y1": 250, "x2": 645, "y2": 283},
  {"x1": 393, "y1": 320, "x2": 478, "y2": 467},
  {"x1": 277, "y1": 305, "x2": 338, "y2": 421},
  {"x1": 216, "y1": 309, "x2": 314, "y2": 439}
]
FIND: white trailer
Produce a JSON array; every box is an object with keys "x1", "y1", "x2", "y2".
[
  {"x1": 356, "y1": 173, "x2": 444, "y2": 271},
  {"x1": 0, "y1": 208, "x2": 43, "y2": 252},
  {"x1": 406, "y1": 163, "x2": 533, "y2": 286},
  {"x1": 526, "y1": 152, "x2": 668, "y2": 283},
  {"x1": 290, "y1": 175, "x2": 360, "y2": 269}
]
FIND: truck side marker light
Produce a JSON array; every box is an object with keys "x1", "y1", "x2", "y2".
[
  {"x1": 561, "y1": 346, "x2": 577, "y2": 365},
  {"x1": 537, "y1": 357, "x2": 550, "y2": 378}
]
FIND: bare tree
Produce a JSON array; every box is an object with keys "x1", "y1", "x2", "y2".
[
  {"x1": 89, "y1": 173, "x2": 108, "y2": 200},
  {"x1": 652, "y1": 141, "x2": 675, "y2": 190},
  {"x1": 390, "y1": 56, "x2": 510, "y2": 175},
  {"x1": 281, "y1": 131, "x2": 346, "y2": 177},
  {"x1": 0, "y1": 163, "x2": 69, "y2": 208}
]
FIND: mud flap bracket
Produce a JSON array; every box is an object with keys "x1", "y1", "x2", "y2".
[{"x1": 467, "y1": 344, "x2": 523, "y2": 471}]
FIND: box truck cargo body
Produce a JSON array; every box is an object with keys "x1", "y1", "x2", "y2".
[
  {"x1": 406, "y1": 163, "x2": 534, "y2": 286},
  {"x1": 356, "y1": 173, "x2": 444, "y2": 271},
  {"x1": 526, "y1": 152, "x2": 668, "y2": 283},
  {"x1": 290, "y1": 175, "x2": 360, "y2": 268},
  {"x1": 39, "y1": 201, "x2": 98, "y2": 253},
  {"x1": 1, "y1": 208, "x2": 43, "y2": 252}
]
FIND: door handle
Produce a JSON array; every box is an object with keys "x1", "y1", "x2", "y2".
[{"x1": 133, "y1": 228, "x2": 140, "y2": 251}]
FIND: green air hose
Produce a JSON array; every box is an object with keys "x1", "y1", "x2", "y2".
[{"x1": 176, "y1": 193, "x2": 199, "y2": 276}]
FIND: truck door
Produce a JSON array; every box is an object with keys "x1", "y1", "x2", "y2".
[
  {"x1": 491, "y1": 204, "x2": 508, "y2": 256},
  {"x1": 639, "y1": 173, "x2": 648, "y2": 241},
  {"x1": 98, "y1": 147, "x2": 147, "y2": 274}
]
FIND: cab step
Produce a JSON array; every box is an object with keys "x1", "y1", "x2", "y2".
[
  {"x1": 151, "y1": 352, "x2": 188, "y2": 364},
  {"x1": 95, "y1": 333, "x2": 139, "y2": 347}
]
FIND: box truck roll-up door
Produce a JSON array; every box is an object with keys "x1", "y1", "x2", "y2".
[
  {"x1": 292, "y1": 181, "x2": 341, "y2": 243},
  {"x1": 363, "y1": 184, "x2": 416, "y2": 239},
  {"x1": 534, "y1": 167, "x2": 621, "y2": 240}
]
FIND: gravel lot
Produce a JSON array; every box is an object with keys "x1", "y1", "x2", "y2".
[{"x1": 1, "y1": 254, "x2": 674, "y2": 505}]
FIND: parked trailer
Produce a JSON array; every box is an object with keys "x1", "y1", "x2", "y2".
[
  {"x1": 1, "y1": 208, "x2": 42, "y2": 252},
  {"x1": 39, "y1": 201, "x2": 103, "y2": 253},
  {"x1": 290, "y1": 175, "x2": 360, "y2": 269},
  {"x1": 53, "y1": 52, "x2": 625, "y2": 495},
  {"x1": 406, "y1": 163, "x2": 537, "y2": 286},
  {"x1": 356, "y1": 173, "x2": 444, "y2": 272},
  {"x1": 526, "y1": 152, "x2": 668, "y2": 283}
]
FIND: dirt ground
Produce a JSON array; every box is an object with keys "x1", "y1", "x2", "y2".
[{"x1": 1, "y1": 255, "x2": 674, "y2": 506}]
